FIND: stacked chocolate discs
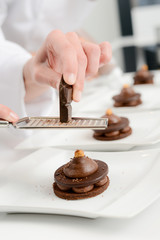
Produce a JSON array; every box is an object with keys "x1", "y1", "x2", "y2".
[
  {"x1": 93, "y1": 109, "x2": 132, "y2": 141},
  {"x1": 112, "y1": 84, "x2": 142, "y2": 107},
  {"x1": 133, "y1": 65, "x2": 154, "y2": 85},
  {"x1": 53, "y1": 150, "x2": 109, "y2": 200}
]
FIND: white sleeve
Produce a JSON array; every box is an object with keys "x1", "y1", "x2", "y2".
[
  {"x1": 0, "y1": 1, "x2": 56, "y2": 118},
  {"x1": 0, "y1": 34, "x2": 31, "y2": 118}
]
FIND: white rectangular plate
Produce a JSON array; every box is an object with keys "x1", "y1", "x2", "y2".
[
  {"x1": 71, "y1": 71, "x2": 160, "y2": 115},
  {"x1": 73, "y1": 84, "x2": 160, "y2": 115},
  {"x1": 16, "y1": 111, "x2": 160, "y2": 151},
  {"x1": 0, "y1": 148, "x2": 160, "y2": 218}
]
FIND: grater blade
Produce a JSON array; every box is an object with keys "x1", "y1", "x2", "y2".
[{"x1": 13, "y1": 117, "x2": 108, "y2": 129}]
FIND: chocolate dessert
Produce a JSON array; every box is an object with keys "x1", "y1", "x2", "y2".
[
  {"x1": 133, "y1": 65, "x2": 154, "y2": 85},
  {"x1": 53, "y1": 150, "x2": 109, "y2": 200},
  {"x1": 112, "y1": 84, "x2": 142, "y2": 107},
  {"x1": 93, "y1": 109, "x2": 132, "y2": 141}
]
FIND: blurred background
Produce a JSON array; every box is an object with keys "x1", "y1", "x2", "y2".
[{"x1": 81, "y1": 0, "x2": 160, "y2": 72}]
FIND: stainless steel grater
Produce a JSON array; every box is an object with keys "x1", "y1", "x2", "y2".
[
  {"x1": 0, "y1": 117, "x2": 108, "y2": 129},
  {"x1": 1, "y1": 77, "x2": 108, "y2": 130}
]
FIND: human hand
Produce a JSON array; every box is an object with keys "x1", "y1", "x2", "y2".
[
  {"x1": 23, "y1": 30, "x2": 112, "y2": 102},
  {"x1": 0, "y1": 104, "x2": 19, "y2": 122}
]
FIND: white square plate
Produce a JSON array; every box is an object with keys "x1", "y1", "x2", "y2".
[
  {"x1": 0, "y1": 148, "x2": 160, "y2": 218},
  {"x1": 16, "y1": 111, "x2": 160, "y2": 151}
]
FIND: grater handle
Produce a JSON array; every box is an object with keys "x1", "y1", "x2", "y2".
[{"x1": 0, "y1": 119, "x2": 10, "y2": 128}]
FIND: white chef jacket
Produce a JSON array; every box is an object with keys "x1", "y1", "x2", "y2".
[{"x1": 0, "y1": 0, "x2": 97, "y2": 118}]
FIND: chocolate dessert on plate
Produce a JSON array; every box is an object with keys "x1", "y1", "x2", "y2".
[
  {"x1": 112, "y1": 84, "x2": 142, "y2": 107},
  {"x1": 53, "y1": 150, "x2": 109, "y2": 200},
  {"x1": 133, "y1": 65, "x2": 154, "y2": 85},
  {"x1": 93, "y1": 109, "x2": 132, "y2": 141}
]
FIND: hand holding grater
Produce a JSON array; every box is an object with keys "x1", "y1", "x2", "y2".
[{"x1": 0, "y1": 77, "x2": 108, "y2": 130}]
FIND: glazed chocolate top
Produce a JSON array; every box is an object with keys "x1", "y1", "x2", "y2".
[
  {"x1": 94, "y1": 117, "x2": 129, "y2": 134},
  {"x1": 120, "y1": 85, "x2": 135, "y2": 97},
  {"x1": 102, "y1": 109, "x2": 121, "y2": 125},
  {"x1": 54, "y1": 160, "x2": 108, "y2": 188},
  {"x1": 112, "y1": 85, "x2": 141, "y2": 103},
  {"x1": 134, "y1": 67, "x2": 153, "y2": 80},
  {"x1": 63, "y1": 155, "x2": 98, "y2": 178}
]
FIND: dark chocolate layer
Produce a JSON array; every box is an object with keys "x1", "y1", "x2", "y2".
[
  {"x1": 53, "y1": 176, "x2": 110, "y2": 200},
  {"x1": 93, "y1": 127, "x2": 132, "y2": 141},
  {"x1": 112, "y1": 93, "x2": 141, "y2": 103},
  {"x1": 54, "y1": 160, "x2": 108, "y2": 188},
  {"x1": 134, "y1": 79, "x2": 154, "y2": 85},
  {"x1": 114, "y1": 99, "x2": 142, "y2": 107}
]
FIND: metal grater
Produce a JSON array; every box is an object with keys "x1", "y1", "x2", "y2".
[
  {"x1": 0, "y1": 77, "x2": 108, "y2": 130},
  {"x1": 0, "y1": 117, "x2": 108, "y2": 129}
]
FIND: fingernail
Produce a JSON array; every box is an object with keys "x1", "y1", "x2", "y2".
[
  {"x1": 9, "y1": 112, "x2": 19, "y2": 122},
  {"x1": 67, "y1": 73, "x2": 76, "y2": 85},
  {"x1": 73, "y1": 90, "x2": 81, "y2": 102}
]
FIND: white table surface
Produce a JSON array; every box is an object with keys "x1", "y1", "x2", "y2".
[{"x1": 1, "y1": 71, "x2": 160, "y2": 240}]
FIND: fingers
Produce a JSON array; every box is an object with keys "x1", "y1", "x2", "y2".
[
  {"x1": 66, "y1": 32, "x2": 87, "y2": 102},
  {"x1": 35, "y1": 30, "x2": 112, "y2": 103},
  {"x1": 0, "y1": 104, "x2": 19, "y2": 123},
  {"x1": 99, "y1": 42, "x2": 112, "y2": 67},
  {"x1": 45, "y1": 30, "x2": 78, "y2": 85},
  {"x1": 81, "y1": 41, "x2": 112, "y2": 79},
  {"x1": 82, "y1": 41, "x2": 101, "y2": 77}
]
